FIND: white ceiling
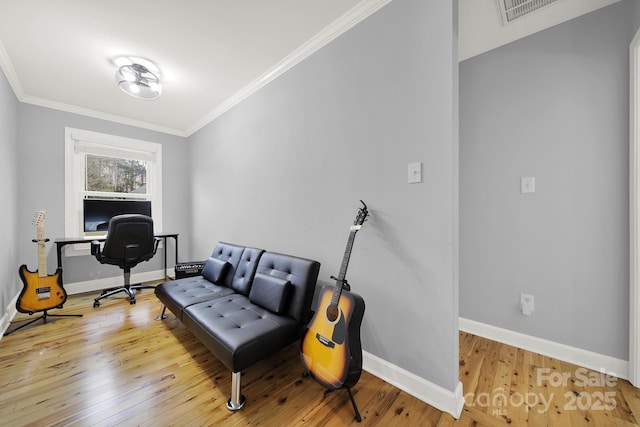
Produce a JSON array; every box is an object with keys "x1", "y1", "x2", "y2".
[{"x1": 0, "y1": 0, "x2": 622, "y2": 137}]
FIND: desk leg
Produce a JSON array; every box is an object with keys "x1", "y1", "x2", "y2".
[
  {"x1": 162, "y1": 235, "x2": 179, "y2": 280},
  {"x1": 163, "y1": 237, "x2": 168, "y2": 280},
  {"x1": 174, "y1": 235, "x2": 179, "y2": 265},
  {"x1": 56, "y1": 242, "x2": 65, "y2": 284},
  {"x1": 56, "y1": 243, "x2": 63, "y2": 269}
]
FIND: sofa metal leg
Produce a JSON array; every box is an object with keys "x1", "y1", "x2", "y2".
[
  {"x1": 155, "y1": 305, "x2": 168, "y2": 320},
  {"x1": 226, "y1": 371, "x2": 246, "y2": 411}
]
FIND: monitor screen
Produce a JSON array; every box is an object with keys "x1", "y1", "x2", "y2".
[{"x1": 83, "y1": 199, "x2": 152, "y2": 232}]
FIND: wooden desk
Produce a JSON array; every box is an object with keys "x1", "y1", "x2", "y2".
[{"x1": 54, "y1": 233, "x2": 179, "y2": 281}]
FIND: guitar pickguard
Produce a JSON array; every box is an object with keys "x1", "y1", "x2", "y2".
[{"x1": 331, "y1": 310, "x2": 346, "y2": 345}]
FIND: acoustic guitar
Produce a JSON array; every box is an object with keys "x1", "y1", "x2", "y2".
[
  {"x1": 300, "y1": 201, "x2": 368, "y2": 391},
  {"x1": 16, "y1": 211, "x2": 67, "y2": 313}
]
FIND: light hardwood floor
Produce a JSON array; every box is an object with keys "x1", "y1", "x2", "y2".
[{"x1": 1, "y1": 288, "x2": 639, "y2": 426}]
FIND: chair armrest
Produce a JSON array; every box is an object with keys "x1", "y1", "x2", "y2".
[{"x1": 90, "y1": 240, "x2": 102, "y2": 261}]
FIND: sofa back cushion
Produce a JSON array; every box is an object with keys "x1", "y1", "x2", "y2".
[
  {"x1": 254, "y1": 252, "x2": 320, "y2": 323},
  {"x1": 230, "y1": 247, "x2": 264, "y2": 295},
  {"x1": 249, "y1": 273, "x2": 291, "y2": 314},
  {"x1": 209, "y1": 242, "x2": 246, "y2": 288}
]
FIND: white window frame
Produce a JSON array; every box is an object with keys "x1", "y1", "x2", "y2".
[{"x1": 64, "y1": 127, "x2": 163, "y2": 256}]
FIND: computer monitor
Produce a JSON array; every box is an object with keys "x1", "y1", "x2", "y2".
[{"x1": 83, "y1": 199, "x2": 152, "y2": 232}]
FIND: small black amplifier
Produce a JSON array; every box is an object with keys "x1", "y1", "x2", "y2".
[{"x1": 175, "y1": 261, "x2": 206, "y2": 279}]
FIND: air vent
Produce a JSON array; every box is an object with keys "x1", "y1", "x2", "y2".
[{"x1": 497, "y1": 0, "x2": 559, "y2": 24}]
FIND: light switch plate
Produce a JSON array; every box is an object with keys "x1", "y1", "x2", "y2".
[{"x1": 408, "y1": 162, "x2": 422, "y2": 184}]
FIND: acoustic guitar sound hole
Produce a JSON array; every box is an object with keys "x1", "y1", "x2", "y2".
[{"x1": 326, "y1": 304, "x2": 339, "y2": 322}]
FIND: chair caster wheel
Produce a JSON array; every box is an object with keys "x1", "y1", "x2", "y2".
[
  {"x1": 93, "y1": 301, "x2": 100, "y2": 308},
  {"x1": 130, "y1": 299, "x2": 136, "y2": 305}
]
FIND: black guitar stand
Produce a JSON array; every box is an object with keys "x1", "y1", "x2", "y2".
[
  {"x1": 3, "y1": 308, "x2": 82, "y2": 336},
  {"x1": 302, "y1": 372, "x2": 362, "y2": 422},
  {"x1": 324, "y1": 386, "x2": 362, "y2": 422}
]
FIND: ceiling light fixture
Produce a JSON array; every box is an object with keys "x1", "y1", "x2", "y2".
[{"x1": 115, "y1": 63, "x2": 162, "y2": 100}]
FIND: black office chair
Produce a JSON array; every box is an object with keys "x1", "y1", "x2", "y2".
[{"x1": 91, "y1": 214, "x2": 160, "y2": 307}]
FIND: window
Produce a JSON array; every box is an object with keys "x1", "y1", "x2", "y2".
[
  {"x1": 85, "y1": 154, "x2": 148, "y2": 195},
  {"x1": 65, "y1": 128, "x2": 162, "y2": 252}
]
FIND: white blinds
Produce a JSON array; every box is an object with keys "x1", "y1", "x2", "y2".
[{"x1": 71, "y1": 135, "x2": 158, "y2": 163}]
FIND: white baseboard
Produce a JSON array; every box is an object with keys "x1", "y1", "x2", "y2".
[
  {"x1": 363, "y1": 351, "x2": 464, "y2": 419},
  {"x1": 0, "y1": 292, "x2": 20, "y2": 338},
  {"x1": 63, "y1": 269, "x2": 167, "y2": 295},
  {"x1": 459, "y1": 317, "x2": 629, "y2": 380}
]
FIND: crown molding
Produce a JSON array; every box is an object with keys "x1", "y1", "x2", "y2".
[
  {"x1": 0, "y1": 39, "x2": 24, "y2": 100},
  {"x1": 185, "y1": 0, "x2": 395, "y2": 136},
  {"x1": 20, "y1": 94, "x2": 188, "y2": 137}
]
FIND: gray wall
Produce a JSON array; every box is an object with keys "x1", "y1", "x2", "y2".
[
  {"x1": 189, "y1": 0, "x2": 460, "y2": 391},
  {"x1": 16, "y1": 104, "x2": 191, "y2": 285},
  {"x1": 0, "y1": 66, "x2": 18, "y2": 322},
  {"x1": 460, "y1": 0, "x2": 636, "y2": 359}
]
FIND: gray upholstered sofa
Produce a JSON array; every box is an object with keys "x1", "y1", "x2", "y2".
[{"x1": 154, "y1": 242, "x2": 320, "y2": 410}]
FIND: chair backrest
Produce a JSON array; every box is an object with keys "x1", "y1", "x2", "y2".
[{"x1": 101, "y1": 214, "x2": 155, "y2": 269}]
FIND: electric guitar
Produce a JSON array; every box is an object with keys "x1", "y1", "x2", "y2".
[
  {"x1": 16, "y1": 211, "x2": 67, "y2": 313},
  {"x1": 300, "y1": 201, "x2": 368, "y2": 390}
]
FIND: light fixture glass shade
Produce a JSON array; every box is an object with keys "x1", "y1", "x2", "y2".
[{"x1": 115, "y1": 64, "x2": 161, "y2": 100}]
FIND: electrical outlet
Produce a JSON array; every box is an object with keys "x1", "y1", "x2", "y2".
[
  {"x1": 521, "y1": 293, "x2": 534, "y2": 316},
  {"x1": 521, "y1": 177, "x2": 536, "y2": 194}
]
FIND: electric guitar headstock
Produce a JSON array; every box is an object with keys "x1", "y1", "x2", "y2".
[
  {"x1": 350, "y1": 200, "x2": 368, "y2": 232},
  {"x1": 32, "y1": 210, "x2": 46, "y2": 240},
  {"x1": 32, "y1": 210, "x2": 46, "y2": 228}
]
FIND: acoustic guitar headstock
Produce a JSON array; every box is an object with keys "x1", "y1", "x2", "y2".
[{"x1": 350, "y1": 201, "x2": 368, "y2": 232}]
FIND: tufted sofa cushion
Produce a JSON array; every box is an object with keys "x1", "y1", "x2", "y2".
[
  {"x1": 229, "y1": 247, "x2": 264, "y2": 295},
  {"x1": 155, "y1": 242, "x2": 263, "y2": 320},
  {"x1": 182, "y1": 294, "x2": 299, "y2": 372},
  {"x1": 210, "y1": 242, "x2": 250, "y2": 288},
  {"x1": 154, "y1": 276, "x2": 235, "y2": 321}
]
